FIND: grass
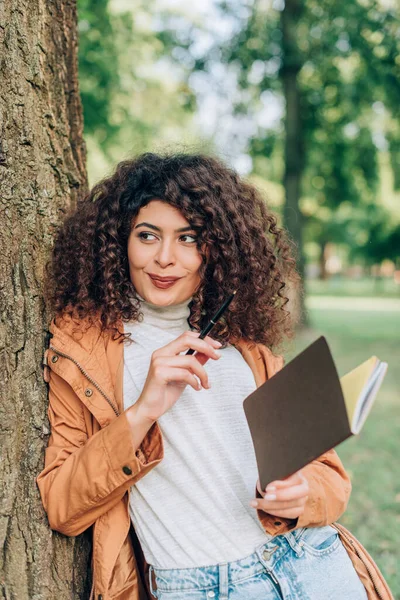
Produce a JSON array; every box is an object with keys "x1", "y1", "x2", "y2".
[
  {"x1": 307, "y1": 276, "x2": 400, "y2": 298},
  {"x1": 285, "y1": 291, "x2": 400, "y2": 597}
]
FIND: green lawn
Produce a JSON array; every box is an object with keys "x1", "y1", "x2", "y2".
[
  {"x1": 307, "y1": 276, "x2": 400, "y2": 298},
  {"x1": 286, "y1": 294, "x2": 400, "y2": 597}
]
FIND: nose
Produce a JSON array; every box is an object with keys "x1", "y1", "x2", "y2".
[{"x1": 155, "y1": 239, "x2": 176, "y2": 268}]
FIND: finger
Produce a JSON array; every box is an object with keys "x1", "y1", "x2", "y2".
[
  {"x1": 257, "y1": 495, "x2": 308, "y2": 512},
  {"x1": 266, "y1": 470, "x2": 305, "y2": 491},
  {"x1": 262, "y1": 506, "x2": 305, "y2": 519},
  {"x1": 194, "y1": 352, "x2": 210, "y2": 366},
  {"x1": 178, "y1": 331, "x2": 222, "y2": 348},
  {"x1": 251, "y1": 496, "x2": 307, "y2": 513},
  {"x1": 162, "y1": 332, "x2": 222, "y2": 359},
  {"x1": 264, "y1": 483, "x2": 309, "y2": 503},
  {"x1": 163, "y1": 367, "x2": 202, "y2": 391},
  {"x1": 202, "y1": 334, "x2": 223, "y2": 348},
  {"x1": 163, "y1": 356, "x2": 210, "y2": 389}
]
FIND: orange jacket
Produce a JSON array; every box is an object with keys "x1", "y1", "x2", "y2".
[{"x1": 37, "y1": 315, "x2": 352, "y2": 600}]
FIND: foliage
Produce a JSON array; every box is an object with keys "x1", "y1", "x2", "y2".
[
  {"x1": 225, "y1": 0, "x2": 400, "y2": 264},
  {"x1": 156, "y1": 0, "x2": 400, "y2": 266},
  {"x1": 77, "y1": 0, "x2": 199, "y2": 184},
  {"x1": 77, "y1": 0, "x2": 399, "y2": 266},
  {"x1": 78, "y1": 0, "x2": 120, "y2": 140}
]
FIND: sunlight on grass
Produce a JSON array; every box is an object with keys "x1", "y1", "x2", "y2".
[{"x1": 307, "y1": 295, "x2": 400, "y2": 313}]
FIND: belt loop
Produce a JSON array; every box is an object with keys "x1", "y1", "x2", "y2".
[
  {"x1": 285, "y1": 527, "x2": 305, "y2": 557},
  {"x1": 148, "y1": 565, "x2": 158, "y2": 598},
  {"x1": 219, "y1": 563, "x2": 228, "y2": 600}
]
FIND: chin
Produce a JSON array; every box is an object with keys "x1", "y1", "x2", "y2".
[{"x1": 140, "y1": 287, "x2": 191, "y2": 307}]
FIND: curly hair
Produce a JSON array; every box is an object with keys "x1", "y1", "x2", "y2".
[{"x1": 46, "y1": 152, "x2": 301, "y2": 352}]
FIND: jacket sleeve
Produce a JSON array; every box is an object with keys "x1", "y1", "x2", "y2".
[
  {"x1": 256, "y1": 449, "x2": 352, "y2": 535},
  {"x1": 36, "y1": 369, "x2": 163, "y2": 536}
]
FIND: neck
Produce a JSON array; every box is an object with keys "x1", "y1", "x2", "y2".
[{"x1": 137, "y1": 295, "x2": 192, "y2": 333}]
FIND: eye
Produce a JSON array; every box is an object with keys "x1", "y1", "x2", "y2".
[
  {"x1": 180, "y1": 234, "x2": 197, "y2": 243},
  {"x1": 137, "y1": 232, "x2": 158, "y2": 242}
]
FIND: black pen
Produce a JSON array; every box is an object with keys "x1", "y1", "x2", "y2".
[{"x1": 186, "y1": 290, "x2": 237, "y2": 355}]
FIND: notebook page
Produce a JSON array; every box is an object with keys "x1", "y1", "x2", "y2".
[
  {"x1": 351, "y1": 362, "x2": 388, "y2": 433},
  {"x1": 340, "y1": 356, "x2": 377, "y2": 425}
]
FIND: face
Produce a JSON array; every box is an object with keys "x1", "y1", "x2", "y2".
[{"x1": 127, "y1": 200, "x2": 203, "y2": 306}]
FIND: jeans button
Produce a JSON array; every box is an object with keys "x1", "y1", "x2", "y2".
[{"x1": 263, "y1": 546, "x2": 278, "y2": 561}]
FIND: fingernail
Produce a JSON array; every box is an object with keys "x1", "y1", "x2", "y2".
[
  {"x1": 264, "y1": 494, "x2": 276, "y2": 501},
  {"x1": 214, "y1": 351, "x2": 221, "y2": 358},
  {"x1": 215, "y1": 341, "x2": 222, "y2": 347},
  {"x1": 266, "y1": 485, "x2": 276, "y2": 493},
  {"x1": 250, "y1": 501, "x2": 258, "y2": 508}
]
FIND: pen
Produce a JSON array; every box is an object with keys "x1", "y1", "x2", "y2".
[{"x1": 185, "y1": 290, "x2": 237, "y2": 355}]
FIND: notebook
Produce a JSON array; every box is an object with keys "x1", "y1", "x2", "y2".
[{"x1": 243, "y1": 336, "x2": 388, "y2": 489}]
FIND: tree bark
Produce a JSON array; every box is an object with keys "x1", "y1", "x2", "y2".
[
  {"x1": 0, "y1": 1, "x2": 89, "y2": 598},
  {"x1": 280, "y1": 0, "x2": 308, "y2": 326}
]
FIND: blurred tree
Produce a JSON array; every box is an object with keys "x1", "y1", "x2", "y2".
[
  {"x1": 280, "y1": 0, "x2": 306, "y2": 319},
  {"x1": 352, "y1": 215, "x2": 400, "y2": 268},
  {"x1": 77, "y1": 0, "x2": 199, "y2": 183},
  {"x1": 157, "y1": 0, "x2": 400, "y2": 305},
  {"x1": 224, "y1": 0, "x2": 400, "y2": 282},
  {"x1": 78, "y1": 0, "x2": 120, "y2": 138}
]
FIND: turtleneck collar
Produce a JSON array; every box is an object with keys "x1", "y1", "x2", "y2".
[{"x1": 137, "y1": 295, "x2": 192, "y2": 333}]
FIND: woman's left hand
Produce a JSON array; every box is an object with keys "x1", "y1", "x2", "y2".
[{"x1": 250, "y1": 470, "x2": 309, "y2": 520}]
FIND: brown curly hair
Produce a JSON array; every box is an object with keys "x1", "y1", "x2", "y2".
[{"x1": 46, "y1": 152, "x2": 301, "y2": 351}]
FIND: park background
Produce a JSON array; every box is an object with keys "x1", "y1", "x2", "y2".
[
  {"x1": 79, "y1": 0, "x2": 400, "y2": 592},
  {"x1": 0, "y1": 0, "x2": 399, "y2": 598}
]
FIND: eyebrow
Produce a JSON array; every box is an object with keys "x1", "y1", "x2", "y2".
[{"x1": 134, "y1": 222, "x2": 195, "y2": 233}]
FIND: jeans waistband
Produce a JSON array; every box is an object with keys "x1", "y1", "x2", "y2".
[{"x1": 149, "y1": 528, "x2": 306, "y2": 597}]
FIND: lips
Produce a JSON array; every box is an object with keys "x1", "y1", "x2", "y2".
[
  {"x1": 148, "y1": 274, "x2": 182, "y2": 282},
  {"x1": 147, "y1": 273, "x2": 182, "y2": 289}
]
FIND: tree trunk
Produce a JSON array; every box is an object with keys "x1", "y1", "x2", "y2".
[
  {"x1": 280, "y1": 0, "x2": 308, "y2": 326},
  {"x1": 318, "y1": 240, "x2": 329, "y2": 280},
  {"x1": 0, "y1": 1, "x2": 89, "y2": 598}
]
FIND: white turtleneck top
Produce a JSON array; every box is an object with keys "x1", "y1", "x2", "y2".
[{"x1": 123, "y1": 298, "x2": 271, "y2": 569}]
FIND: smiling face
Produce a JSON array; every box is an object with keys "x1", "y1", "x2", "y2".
[{"x1": 127, "y1": 200, "x2": 203, "y2": 306}]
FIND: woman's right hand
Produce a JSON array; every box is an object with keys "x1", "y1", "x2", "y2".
[{"x1": 134, "y1": 331, "x2": 222, "y2": 422}]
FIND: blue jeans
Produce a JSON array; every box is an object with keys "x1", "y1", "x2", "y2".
[{"x1": 149, "y1": 525, "x2": 368, "y2": 600}]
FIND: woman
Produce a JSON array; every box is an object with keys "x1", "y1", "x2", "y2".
[{"x1": 37, "y1": 153, "x2": 367, "y2": 600}]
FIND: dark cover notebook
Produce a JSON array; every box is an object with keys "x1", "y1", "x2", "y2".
[{"x1": 243, "y1": 336, "x2": 387, "y2": 489}]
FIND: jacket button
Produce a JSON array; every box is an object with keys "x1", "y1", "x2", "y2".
[
  {"x1": 51, "y1": 355, "x2": 58, "y2": 363},
  {"x1": 85, "y1": 388, "x2": 93, "y2": 397},
  {"x1": 122, "y1": 465, "x2": 132, "y2": 475}
]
